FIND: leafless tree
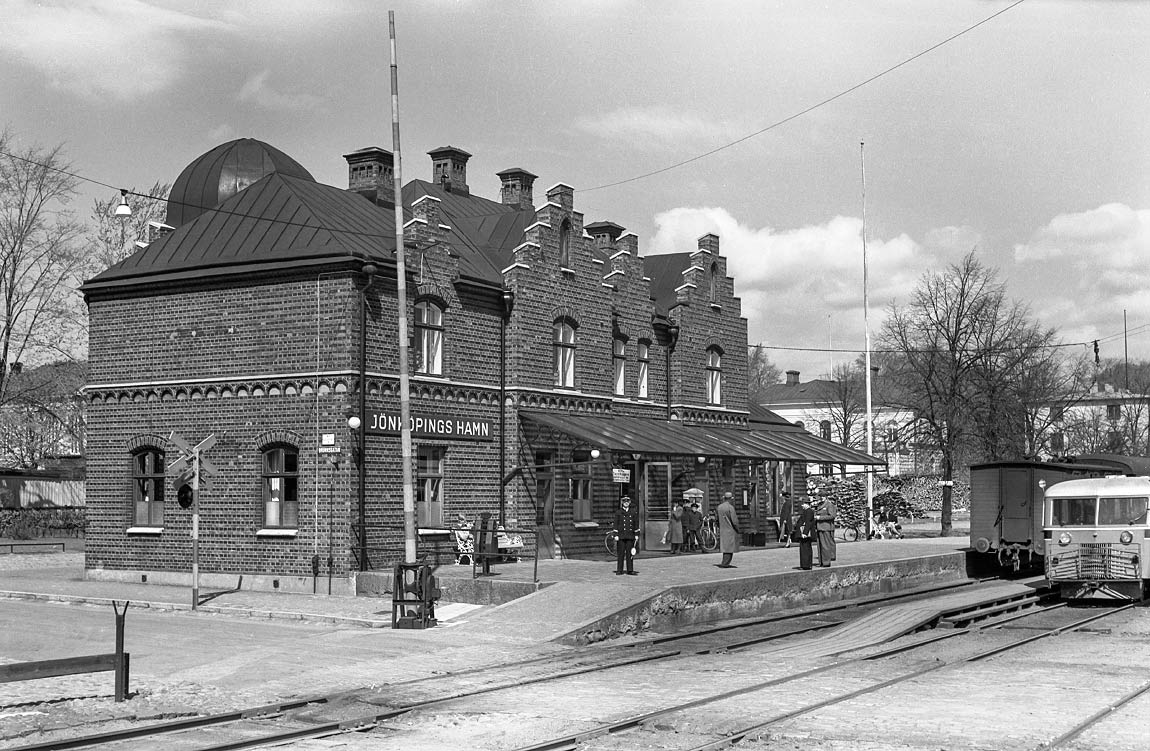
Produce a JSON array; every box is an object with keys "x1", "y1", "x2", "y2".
[
  {"x1": 879, "y1": 251, "x2": 1069, "y2": 536},
  {"x1": 89, "y1": 181, "x2": 171, "y2": 272},
  {"x1": 747, "y1": 345, "x2": 782, "y2": 403},
  {"x1": 0, "y1": 130, "x2": 86, "y2": 393}
]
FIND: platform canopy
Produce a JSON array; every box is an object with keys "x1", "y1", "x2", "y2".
[{"x1": 519, "y1": 411, "x2": 885, "y2": 466}]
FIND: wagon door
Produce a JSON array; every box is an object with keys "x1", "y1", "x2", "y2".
[{"x1": 1001, "y1": 468, "x2": 1034, "y2": 544}]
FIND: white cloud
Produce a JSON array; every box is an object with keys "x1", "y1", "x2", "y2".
[
  {"x1": 573, "y1": 106, "x2": 739, "y2": 150},
  {"x1": 646, "y1": 206, "x2": 944, "y2": 377},
  {"x1": 236, "y1": 70, "x2": 322, "y2": 111},
  {"x1": 0, "y1": 0, "x2": 228, "y2": 101}
]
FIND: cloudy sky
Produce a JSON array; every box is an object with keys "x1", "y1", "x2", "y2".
[{"x1": 2, "y1": 0, "x2": 1148, "y2": 379}]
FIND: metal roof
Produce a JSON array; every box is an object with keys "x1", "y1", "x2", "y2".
[
  {"x1": 84, "y1": 173, "x2": 396, "y2": 291},
  {"x1": 166, "y1": 139, "x2": 314, "y2": 227},
  {"x1": 520, "y1": 411, "x2": 886, "y2": 465}
]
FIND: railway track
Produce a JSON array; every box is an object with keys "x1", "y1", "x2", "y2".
[{"x1": 3, "y1": 577, "x2": 1070, "y2": 751}]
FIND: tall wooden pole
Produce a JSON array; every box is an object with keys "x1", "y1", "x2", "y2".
[{"x1": 390, "y1": 12, "x2": 417, "y2": 563}]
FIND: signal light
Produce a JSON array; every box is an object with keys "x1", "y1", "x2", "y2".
[{"x1": 177, "y1": 482, "x2": 194, "y2": 510}]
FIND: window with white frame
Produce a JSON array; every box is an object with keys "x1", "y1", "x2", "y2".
[
  {"x1": 132, "y1": 447, "x2": 165, "y2": 527},
  {"x1": 417, "y1": 446, "x2": 445, "y2": 526},
  {"x1": 612, "y1": 337, "x2": 626, "y2": 395},
  {"x1": 262, "y1": 445, "x2": 299, "y2": 528},
  {"x1": 554, "y1": 320, "x2": 576, "y2": 387},
  {"x1": 706, "y1": 347, "x2": 723, "y2": 405},
  {"x1": 414, "y1": 300, "x2": 444, "y2": 375},
  {"x1": 637, "y1": 340, "x2": 650, "y2": 398},
  {"x1": 571, "y1": 449, "x2": 593, "y2": 522}
]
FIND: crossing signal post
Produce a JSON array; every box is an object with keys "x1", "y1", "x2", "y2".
[{"x1": 168, "y1": 432, "x2": 219, "y2": 609}]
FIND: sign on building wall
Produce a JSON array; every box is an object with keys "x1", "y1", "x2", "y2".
[{"x1": 365, "y1": 412, "x2": 494, "y2": 441}]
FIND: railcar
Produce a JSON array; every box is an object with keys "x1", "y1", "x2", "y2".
[
  {"x1": 969, "y1": 458, "x2": 1119, "y2": 571},
  {"x1": 1044, "y1": 474, "x2": 1150, "y2": 600}
]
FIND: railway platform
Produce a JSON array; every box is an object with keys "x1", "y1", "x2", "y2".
[{"x1": 1, "y1": 537, "x2": 972, "y2": 644}]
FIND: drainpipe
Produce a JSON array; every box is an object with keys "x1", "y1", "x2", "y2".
[
  {"x1": 499, "y1": 289, "x2": 515, "y2": 526},
  {"x1": 666, "y1": 322, "x2": 680, "y2": 421},
  {"x1": 357, "y1": 263, "x2": 377, "y2": 570}
]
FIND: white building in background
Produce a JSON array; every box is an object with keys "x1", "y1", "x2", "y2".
[
  {"x1": 758, "y1": 370, "x2": 928, "y2": 476},
  {"x1": 1038, "y1": 381, "x2": 1150, "y2": 459}
]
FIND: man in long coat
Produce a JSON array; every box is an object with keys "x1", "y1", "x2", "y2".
[
  {"x1": 614, "y1": 495, "x2": 641, "y2": 575},
  {"x1": 815, "y1": 497, "x2": 838, "y2": 567},
  {"x1": 797, "y1": 500, "x2": 816, "y2": 570},
  {"x1": 716, "y1": 491, "x2": 741, "y2": 568}
]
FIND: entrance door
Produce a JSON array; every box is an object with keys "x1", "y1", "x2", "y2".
[
  {"x1": 536, "y1": 452, "x2": 558, "y2": 558},
  {"x1": 1001, "y1": 468, "x2": 1033, "y2": 544},
  {"x1": 643, "y1": 462, "x2": 672, "y2": 551}
]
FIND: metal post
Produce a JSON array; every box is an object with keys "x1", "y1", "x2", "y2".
[
  {"x1": 112, "y1": 600, "x2": 128, "y2": 702},
  {"x1": 357, "y1": 270, "x2": 374, "y2": 570},
  {"x1": 191, "y1": 449, "x2": 200, "y2": 609}
]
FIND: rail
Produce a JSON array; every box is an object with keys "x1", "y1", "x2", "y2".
[{"x1": 0, "y1": 541, "x2": 66, "y2": 554}]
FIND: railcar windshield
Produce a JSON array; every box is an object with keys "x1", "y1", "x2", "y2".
[
  {"x1": 1098, "y1": 496, "x2": 1149, "y2": 526},
  {"x1": 1050, "y1": 497, "x2": 1096, "y2": 526}
]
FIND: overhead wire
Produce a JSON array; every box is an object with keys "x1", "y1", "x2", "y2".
[{"x1": 580, "y1": 0, "x2": 1030, "y2": 193}]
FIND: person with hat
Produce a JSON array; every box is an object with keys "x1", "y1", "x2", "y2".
[
  {"x1": 683, "y1": 500, "x2": 703, "y2": 552},
  {"x1": 715, "y1": 491, "x2": 741, "y2": 568},
  {"x1": 815, "y1": 496, "x2": 838, "y2": 567},
  {"x1": 614, "y1": 495, "x2": 641, "y2": 575},
  {"x1": 796, "y1": 499, "x2": 816, "y2": 570}
]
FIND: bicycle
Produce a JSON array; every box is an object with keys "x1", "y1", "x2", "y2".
[
  {"x1": 699, "y1": 513, "x2": 719, "y2": 552},
  {"x1": 605, "y1": 528, "x2": 618, "y2": 556}
]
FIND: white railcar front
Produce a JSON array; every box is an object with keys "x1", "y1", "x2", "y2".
[{"x1": 1044, "y1": 475, "x2": 1150, "y2": 600}]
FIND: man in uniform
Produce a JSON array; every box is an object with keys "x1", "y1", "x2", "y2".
[{"x1": 614, "y1": 495, "x2": 641, "y2": 575}]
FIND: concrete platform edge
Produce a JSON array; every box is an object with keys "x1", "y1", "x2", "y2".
[{"x1": 556, "y1": 551, "x2": 970, "y2": 646}]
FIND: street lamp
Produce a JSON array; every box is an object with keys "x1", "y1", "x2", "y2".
[
  {"x1": 666, "y1": 321, "x2": 680, "y2": 421},
  {"x1": 346, "y1": 412, "x2": 365, "y2": 568},
  {"x1": 114, "y1": 189, "x2": 132, "y2": 218}
]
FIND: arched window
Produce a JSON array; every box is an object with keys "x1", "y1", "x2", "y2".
[
  {"x1": 559, "y1": 218, "x2": 572, "y2": 269},
  {"x1": 705, "y1": 347, "x2": 722, "y2": 405},
  {"x1": 262, "y1": 445, "x2": 299, "y2": 528},
  {"x1": 613, "y1": 337, "x2": 626, "y2": 395},
  {"x1": 554, "y1": 320, "x2": 576, "y2": 387},
  {"x1": 820, "y1": 420, "x2": 832, "y2": 441},
  {"x1": 131, "y1": 447, "x2": 165, "y2": 527},
  {"x1": 637, "y1": 340, "x2": 650, "y2": 398},
  {"x1": 414, "y1": 300, "x2": 444, "y2": 375}
]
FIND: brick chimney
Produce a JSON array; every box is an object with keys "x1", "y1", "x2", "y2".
[
  {"x1": 786, "y1": 370, "x2": 800, "y2": 386},
  {"x1": 428, "y1": 146, "x2": 471, "y2": 195},
  {"x1": 497, "y1": 168, "x2": 537, "y2": 210},
  {"x1": 584, "y1": 221, "x2": 625, "y2": 251},
  {"x1": 343, "y1": 147, "x2": 395, "y2": 208}
]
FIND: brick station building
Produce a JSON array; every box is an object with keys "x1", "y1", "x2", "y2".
[{"x1": 81, "y1": 138, "x2": 881, "y2": 594}]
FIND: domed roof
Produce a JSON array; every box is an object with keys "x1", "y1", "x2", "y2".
[{"x1": 166, "y1": 138, "x2": 315, "y2": 227}]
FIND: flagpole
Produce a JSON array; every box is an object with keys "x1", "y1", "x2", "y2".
[
  {"x1": 389, "y1": 11, "x2": 417, "y2": 564},
  {"x1": 861, "y1": 141, "x2": 875, "y2": 538}
]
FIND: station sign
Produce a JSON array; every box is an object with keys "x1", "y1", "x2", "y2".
[{"x1": 365, "y1": 411, "x2": 494, "y2": 441}]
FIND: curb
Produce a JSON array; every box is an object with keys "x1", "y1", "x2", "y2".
[{"x1": 0, "y1": 590, "x2": 390, "y2": 629}]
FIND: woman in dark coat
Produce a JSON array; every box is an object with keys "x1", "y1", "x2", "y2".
[
  {"x1": 778, "y1": 492, "x2": 795, "y2": 548},
  {"x1": 796, "y1": 500, "x2": 816, "y2": 570}
]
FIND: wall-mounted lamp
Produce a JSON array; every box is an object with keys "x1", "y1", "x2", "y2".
[
  {"x1": 1038, "y1": 479, "x2": 1047, "y2": 491},
  {"x1": 590, "y1": 448, "x2": 601, "y2": 460},
  {"x1": 632, "y1": 453, "x2": 642, "y2": 461},
  {"x1": 697, "y1": 455, "x2": 707, "y2": 464},
  {"x1": 347, "y1": 415, "x2": 362, "y2": 431},
  {"x1": 114, "y1": 189, "x2": 132, "y2": 218}
]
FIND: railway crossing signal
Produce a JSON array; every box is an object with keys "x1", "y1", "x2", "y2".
[{"x1": 168, "y1": 431, "x2": 219, "y2": 609}]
